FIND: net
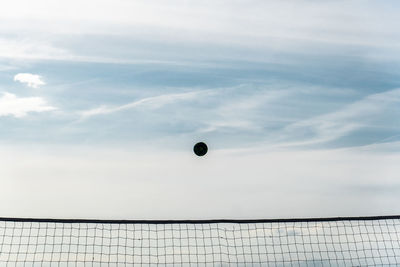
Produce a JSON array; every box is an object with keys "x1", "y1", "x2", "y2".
[{"x1": 0, "y1": 216, "x2": 399, "y2": 266}]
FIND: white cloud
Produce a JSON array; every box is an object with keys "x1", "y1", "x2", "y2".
[
  {"x1": 14, "y1": 73, "x2": 45, "y2": 88},
  {"x1": 80, "y1": 90, "x2": 213, "y2": 119},
  {"x1": 0, "y1": 92, "x2": 56, "y2": 118}
]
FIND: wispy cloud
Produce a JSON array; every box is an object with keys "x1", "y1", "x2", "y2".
[
  {"x1": 0, "y1": 38, "x2": 71, "y2": 61},
  {"x1": 199, "y1": 89, "x2": 291, "y2": 133},
  {"x1": 0, "y1": 92, "x2": 56, "y2": 118},
  {"x1": 277, "y1": 88, "x2": 400, "y2": 147},
  {"x1": 14, "y1": 73, "x2": 45, "y2": 88},
  {"x1": 80, "y1": 90, "x2": 213, "y2": 119},
  {"x1": 1, "y1": 1, "x2": 399, "y2": 64}
]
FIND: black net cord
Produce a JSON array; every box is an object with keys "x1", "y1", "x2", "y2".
[{"x1": 0, "y1": 215, "x2": 399, "y2": 224}]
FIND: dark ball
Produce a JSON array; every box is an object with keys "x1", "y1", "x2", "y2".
[{"x1": 193, "y1": 142, "x2": 208, "y2": 156}]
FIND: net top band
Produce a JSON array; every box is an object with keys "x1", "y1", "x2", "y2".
[{"x1": 0, "y1": 215, "x2": 399, "y2": 224}]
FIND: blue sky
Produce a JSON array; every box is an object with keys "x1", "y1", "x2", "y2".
[{"x1": 0, "y1": 0, "x2": 399, "y2": 219}]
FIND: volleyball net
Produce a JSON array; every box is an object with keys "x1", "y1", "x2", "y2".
[{"x1": 0, "y1": 216, "x2": 399, "y2": 266}]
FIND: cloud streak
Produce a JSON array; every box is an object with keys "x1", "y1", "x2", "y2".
[
  {"x1": 80, "y1": 90, "x2": 213, "y2": 119},
  {"x1": 277, "y1": 88, "x2": 400, "y2": 147},
  {"x1": 199, "y1": 88, "x2": 291, "y2": 133}
]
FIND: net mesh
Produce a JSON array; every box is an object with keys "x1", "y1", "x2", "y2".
[{"x1": 0, "y1": 216, "x2": 399, "y2": 266}]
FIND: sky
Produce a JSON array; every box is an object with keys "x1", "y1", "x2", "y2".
[{"x1": 0, "y1": 0, "x2": 399, "y2": 219}]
